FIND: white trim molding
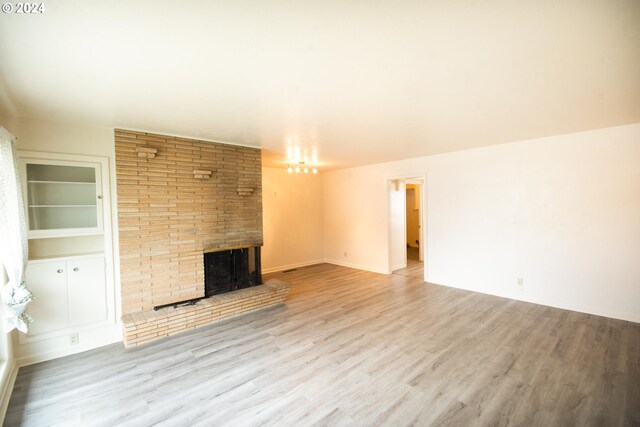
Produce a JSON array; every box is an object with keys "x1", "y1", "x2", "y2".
[
  {"x1": 262, "y1": 260, "x2": 325, "y2": 274},
  {"x1": 0, "y1": 359, "x2": 18, "y2": 423}
]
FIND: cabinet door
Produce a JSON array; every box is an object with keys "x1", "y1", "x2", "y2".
[
  {"x1": 22, "y1": 158, "x2": 103, "y2": 238},
  {"x1": 25, "y1": 261, "x2": 69, "y2": 335},
  {"x1": 67, "y1": 258, "x2": 107, "y2": 327}
]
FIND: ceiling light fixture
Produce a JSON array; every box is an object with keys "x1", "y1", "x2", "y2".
[{"x1": 287, "y1": 161, "x2": 318, "y2": 175}]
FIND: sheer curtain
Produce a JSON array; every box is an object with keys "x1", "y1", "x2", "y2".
[{"x1": 0, "y1": 126, "x2": 33, "y2": 333}]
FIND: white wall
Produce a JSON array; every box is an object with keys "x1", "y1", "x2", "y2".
[
  {"x1": 323, "y1": 123, "x2": 640, "y2": 322},
  {"x1": 262, "y1": 167, "x2": 324, "y2": 273},
  {"x1": 388, "y1": 180, "x2": 406, "y2": 271},
  {"x1": 0, "y1": 116, "x2": 122, "y2": 364}
]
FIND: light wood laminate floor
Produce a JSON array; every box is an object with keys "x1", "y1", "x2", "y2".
[
  {"x1": 393, "y1": 259, "x2": 424, "y2": 280},
  {"x1": 6, "y1": 264, "x2": 640, "y2": 426}
]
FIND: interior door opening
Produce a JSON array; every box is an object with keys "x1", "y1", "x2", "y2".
[{"x1": 388, "y1": 176, "x2": 425, "y2": 281}]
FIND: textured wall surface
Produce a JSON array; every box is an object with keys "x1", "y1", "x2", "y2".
[{"x1": 115, "y1": 129, "x2": 262, "y2": 314}]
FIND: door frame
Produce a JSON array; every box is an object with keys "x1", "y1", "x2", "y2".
[{"x1": 385, "y1": 172, "x2": 427, "y2": 280}]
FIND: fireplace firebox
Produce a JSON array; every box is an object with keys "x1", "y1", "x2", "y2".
[{"x1": 204, "y1": 246, "x2": 262, "y2": 297}]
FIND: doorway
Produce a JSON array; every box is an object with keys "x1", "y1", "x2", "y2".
[
  {"x1": 387, "y1": 176, "x2": 425, "y2": 280},
  {"x1": 405, "y1": 180, "x2": 423, "y2": 262}
]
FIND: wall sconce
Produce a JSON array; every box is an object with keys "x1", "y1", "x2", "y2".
[
  {"x1": 238, "y1": 186, "x2": 254, "y2": 196},
  {"x1": 136, "y1": 146, "x2": 157, "y2": 159},
  {"x1": 194, "y1": 170, "x2": 212, "y2": 179}
]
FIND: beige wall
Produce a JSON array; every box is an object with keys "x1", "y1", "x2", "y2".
[
  {"x1": 262, "y1": 167, "x2": 323, "y2": 273},
  {"x1": 323, "y1": 123, "x2": 640, "y2": 323},
  {"x1": 0, "y1": 116, "x2": 114, "y2": 157}
]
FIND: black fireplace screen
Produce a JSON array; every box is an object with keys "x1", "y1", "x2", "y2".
[{"x1": 204, "y1": 247, "x2": 262, "y2": 297}]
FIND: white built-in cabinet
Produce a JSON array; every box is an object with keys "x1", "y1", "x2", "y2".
[
  {"x1": 18, "y1": 151, "x2": 115, "y2": 345},
  {"x1": 26, "y1": 256, "x2": 107, "y2": 336}
]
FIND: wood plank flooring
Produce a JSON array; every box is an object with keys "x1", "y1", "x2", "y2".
[
  {"x1": 392, "y1": 258, "x2": 424, "y2": 280},
  {"x1": 5, "y1": 263, "x2": 640, "y2": 426},
  {"x1": 393, "y1": 247, "x2": 424, "y2": 280}
]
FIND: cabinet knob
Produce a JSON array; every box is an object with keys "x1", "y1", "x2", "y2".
[
  {"x1": 97, "y1": 195, "x2": 103, "y2": 199},
  {"x1": 73, "y1": 267, "x2": 79, "y2": 272},
  {"x1": 57, "y1": 269, "x2": 63, "y2": 273}
]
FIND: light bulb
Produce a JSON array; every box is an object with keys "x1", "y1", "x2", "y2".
[
  {"x1": 312, "y1": 168, "x2": 318, "y2": 174},
  {"x1": 287, "y1": 166, "x2": 293, "y2": 173},
  {"x1": 295, "y1": 166, "x2": 300, "y2": 173},
  {"x1": 303, "y1": 167, "x2": 309, "y2": 174}
]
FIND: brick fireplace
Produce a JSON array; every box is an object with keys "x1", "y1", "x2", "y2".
[{"x1": 114, "y1": 129, "x2": 289, "y2": 347}]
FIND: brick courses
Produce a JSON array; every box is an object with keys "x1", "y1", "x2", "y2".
[
  {"x1": 114, "y1": 129, "x2": 264, "y2": 315},
  {"x1": 121, "y1": 279, "x2": 289, "y2": 347}
]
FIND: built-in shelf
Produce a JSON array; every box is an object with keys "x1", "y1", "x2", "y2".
[
  {"x1": 29, "y1": 205, "x2": 96, "y2": 208},
  {"x1": 28, "y1": 180, "x2": 95, "y2": 185},
  {"x1": 23, "y1": 160, "x2": 103, "y2": 237},
  {"x1": 28, "y1": 251, "x2": 105, "y2": 262}
]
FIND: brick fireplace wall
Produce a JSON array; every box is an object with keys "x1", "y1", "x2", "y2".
[{"x1": 115, "y1": 129, "x2": 263, "y2": 315}]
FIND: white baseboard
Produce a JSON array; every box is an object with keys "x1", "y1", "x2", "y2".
[
  {"x1": 262, "y1": 260, "x2": 325, "y2": 274},
  {"x1": 390, "y1": 262, "x2": 407, "y2": 272},
  {"x1": 16, "y1": 336, "x2": 122, "y2": 368},
  {"x1": 15, "y1": 324, "x2": 123, "y2": 367},
  {"x1": 0, "y1": 359, "x2": 18, "y2": 424},
  {"x1": 520, "y1": 294, "x2": 640, "y2": 324},
  {"x1": 323, "y1": 259, "x2": 389, "y2": 275},
  {"x1": 428, "y1": 280, "x2": 640, "y2": 324},
  {"x1": 265, "y1": 259, "x2": 391, "y2": 276}
]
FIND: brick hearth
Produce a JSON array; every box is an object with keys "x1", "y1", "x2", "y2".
[{"x1": 122, "y1": 279, "x2": 290, "y2": 347}]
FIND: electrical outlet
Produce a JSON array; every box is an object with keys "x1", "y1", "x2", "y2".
[
  {"x1": 517, "y1": 277, "x2": 524, "y2": 286},
  {"x1": 70, "y1": 333, "x2": 79, "y2": 345}
]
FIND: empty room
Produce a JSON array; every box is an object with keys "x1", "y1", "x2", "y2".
[{"x1": 0, "y1": 1, "x2": 639, "y2": 425}]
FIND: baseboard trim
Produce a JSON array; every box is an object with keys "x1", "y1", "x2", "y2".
[
  {"x1": 0, "y1": 359, "x2": 18, "y2": 424},
  {"x1": 262, "y1": 260, "x2": 325, "y2": 274},
  {"x1": 428, "y1": 280, "x2": 640, "y2": 324},
  {"x1": 15, "y1": 324, "x2": 123, "y2": 368},
  {"x1": 390, "y1": 262, "x2": 407, "y2": 272},
  {"x1": 16, "y1": 334, "x2": 122, "y2": 368},
  {"x1": 323, "y1": 259, "x2": 389, "y2": 275},
  {"x1": 263, "y1": 259, "x2": 390, "y2": 276}
]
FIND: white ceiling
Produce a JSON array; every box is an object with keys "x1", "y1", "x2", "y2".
[{"x1": 1, "y1": 0, "x2": 639, "y2": 170}]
